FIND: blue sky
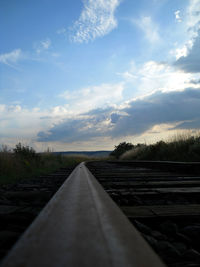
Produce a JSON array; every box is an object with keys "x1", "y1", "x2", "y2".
[{"x1": 1, "y1": 0, "x2": 200, "y2": 151}]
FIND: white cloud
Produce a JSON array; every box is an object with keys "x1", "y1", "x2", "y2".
[
  {"x1": 0, "y1": 105, "x2": 45, "y2": 138},
  {"x1": 0, "y1": 49, "x2": 23, "y2": 68},
  {"x1": 60, "y1": 82, "x2": 124, "y2": 112},
  {"x1": 35, "y1": 38, "x2": 51, "y2": 54},
  {"x1": 171, "y1": 0, "x2": 200, "y2": 64},
  {"x1": 175, "y1": 10, "x2": 182, "y2": 23},
  {"x1": 187, "y1": 0, "x2": 200, "y2": 32},
  {"x1": 41, "y1": 39, "x2": 51, "y2": 49},
  {"x1": 172, "y1": 1, "x2": 200, "y2": 73},
  {"x1": 0, "y1": 104, "x2": 74, "y2": 140},
  {"x1": 174, "y1": 42, "x2": 191, "y2": 60},
  {"x1": 132, "y1": 16, "x2": 160, "y2": 43},
  {"x1": 175, "y1": 31, "x2": 200, "y2": 73},
  {"x1": 57, "y1": 28, "x2": 67, "y2": 35},
  {"x1": 119, "y1": 60, "x2": 197, "y2": 99},
  {"x1": 71, "y1": 0, "x2": 121, "y2": 43}
]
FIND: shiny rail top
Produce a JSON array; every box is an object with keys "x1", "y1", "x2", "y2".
[{"x1": 1, "y1": 162, "x2": 166, "y2": 267}]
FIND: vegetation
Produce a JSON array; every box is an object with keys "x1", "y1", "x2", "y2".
[
  {"x1": 13, "y1": 142, "x2": 37, "y2": 160},
  {"x1": 111, "y1": 133, "x2": 200, "y2": 162},
  {"x1": 2, "y1": 132, "x2": 200, "y2": 185},
  {"x1": 110, "y1": 142, "x2": 134, "y2": 159},
  {"x1": 0, "y1": 143, "x2": 89, "y2": 184}
]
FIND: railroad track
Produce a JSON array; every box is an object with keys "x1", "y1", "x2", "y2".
[
  {"x1": 86, "y1": 161, "x2": 200, "y2": 267},
  {"x1": 0, "y1": 167, "x2": 74, "y2": 263},
  {"x1": 1, "y1": 160, "x2": 200, "y2": 267}
]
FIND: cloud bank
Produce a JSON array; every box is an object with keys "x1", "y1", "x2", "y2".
[
  {"x1": 37, "y1": 88, "x2": 200, "y2": 143},
  {"x1": 71, "y1": 0, "x2": 121, "y2": 43}
]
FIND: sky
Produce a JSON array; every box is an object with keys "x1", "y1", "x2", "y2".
[{"x1": 1, "y1": 0, "x2": 200, "y2": 151}]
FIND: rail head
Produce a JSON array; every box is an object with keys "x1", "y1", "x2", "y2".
[{"x1": 1, "y1": 162, "x2": 166, "y2": 267}]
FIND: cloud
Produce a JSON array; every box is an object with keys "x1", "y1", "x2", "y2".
[
  {"x1": 37, "y1": 88, "x2": 200, "y2": 142},
  {"x1": 38, "y1": 117, "x2": 103, "y2": 142},
  {"x1": 0, "y1": 49, "x2": 23, "y2": 68},
  {"x1": 35, "y1": 38, "x2": 51, "y2": 54},
  {"x1": 0, "y1": 103, "x2": 74, "y2": 142},
  {"x1": 37, "y1": 107, "x2": 114, "y2": 142},
  {"x1": 172, "y1": 1, "x2": 200, "y2": 72},
  {"x1": 0, "y1": 105, "x2": 47, "y2": 139},
  {"x1": 175, "y1": 10, "x2": 182, "y2": 23},
  {"x1": 41, "y1": 39, "x2": 51, "y2": 49},
  {"x1": 0, "y1": 103, "x2": 113, "y2": 150},
  {"x1": 57, "y1": 28, "x2": 67, "y2": 35},
  {"x1": 60, "y1": 82, "x2": 124, "y2": 113},
  {"x1": 119, "y1": 60, "x2": 194, "y2": 97},
  {"x1": 174, "y1": 42, "x2": 193, "y2": 60},
  {"x1": 70, "y1": 0, "x2": 121, "y2": 43},
  {"x1": 111, "y1": 88, "x2": 200, "y2": 137},
  {"x1": 132, "y1": 16, "x2": 160, "y2": 43},
  {"x1": 187, "y1": 0, "x2": 200, "y2": 32},
  {"x1": 174, "y1": 30, "x2": 200, "y2": 72},
  {"x1": 189, "y1": 78, "x2": 200, "y2": 84}
]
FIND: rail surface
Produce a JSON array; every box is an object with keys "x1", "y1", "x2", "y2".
[{"x1": 1, "y1": 162, "x2": 165, "y2": 267}]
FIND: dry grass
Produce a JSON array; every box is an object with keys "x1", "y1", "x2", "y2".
[
  {"x1": 120, "y1": 131, "x2": 200, "y2": 162},
  {"x1": 0, "y1": 148, "x2": 89, "y2": 185}
]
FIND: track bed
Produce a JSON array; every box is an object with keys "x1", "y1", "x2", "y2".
[
  {"x1": 86, "y1": 161, "x2": 200, "y2": 267},
  {"x1": 0, "y1": 167, "x2": 74, "y2": 262}
]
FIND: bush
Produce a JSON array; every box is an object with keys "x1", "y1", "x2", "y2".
[
  {"x1": 110, "y1": 142, "x2": 134, "y2": 159},
  {"x1": 13, "y1": 143, "x2": 37, "y2": 160},
  {"x1": 119, "y1": 133, "x2": 200, "y2": 162},
  {"x1": 0, "y1": 143, "x2": 92, "y2": 184},
  {"x1": 120, "y1": 144, "x2": 146, "y2": 160}
]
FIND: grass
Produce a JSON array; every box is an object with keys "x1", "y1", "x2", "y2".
[
  {"x1": 0, "y1": 145, "x2": 90, "y2": 185},
  {"x1": 120, "y1": 132, "x2": 200, "y2": 162}
]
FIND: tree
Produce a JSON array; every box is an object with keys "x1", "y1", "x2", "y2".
[
  {"x1": 13, "y1": 143, "x2": 37, "y2": 159},
  {"x1": 110, "y1": 142, "x2": 134, "y2": 159}
]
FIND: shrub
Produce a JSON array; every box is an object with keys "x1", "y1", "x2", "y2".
[
  {"x1": 0, "y1": 143, "x2": 92, "y2": 184},
  {"x1": 119, "y1": 132, "x2": 200, "y2": 162},
  {"x1": 110, "y1": 142, "x2": 134, "y2": 159},
  {"x1": 120, "y1": 144, "x2": 146, "y2": 160},
  {"x1": 13, "y1": 143, "x2": 37, "y2": 160}
]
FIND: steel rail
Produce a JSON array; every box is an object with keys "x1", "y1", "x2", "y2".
[{"x1": 1, "y1": 162, "x2": 166, "y2": 267}]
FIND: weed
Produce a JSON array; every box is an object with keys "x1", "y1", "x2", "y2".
[
  {"x1": 0, "y1": 145, "x2": 90, "y2": 185},
  {"x1": 118, "y1": 132, "x2": 200, "y2": 162}
]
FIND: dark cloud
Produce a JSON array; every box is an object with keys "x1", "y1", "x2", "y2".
[
  {"x1": 189, "y1": 79, "x2": 200, "y2": 84},
  {"x1": 37, "y1": 88, "x2": 200, "y2": 142},
  {"x1": 174, "y1": 119, "x2": 200, "y2": 130},
  {"x1": 37, "y1": 113, "x2": 109, "y2": 142},
  {"x1": 83, "y1": 107, "x2": 112, "y2": 116},
  {"x1": 110, "y1": 88, "x2": 200, "y2": 137},
  {"x1": 39, "y1": 116, "x2": 52, "y2": 120},
  {"x1": 110, "y1": 113, "x2": 120, "y2": 123},
  {"x1": 174, "y1": 30, "x2": 200, "y2": 73}
]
